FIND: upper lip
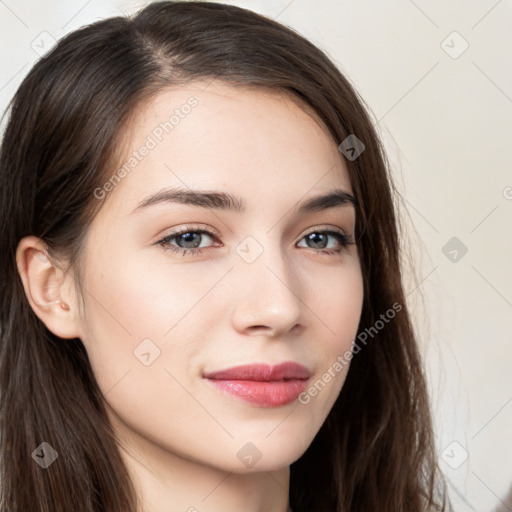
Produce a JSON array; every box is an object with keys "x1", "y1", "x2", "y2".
[{"x1": 203, "y1": 362, "x2": 310, "y2": 381}]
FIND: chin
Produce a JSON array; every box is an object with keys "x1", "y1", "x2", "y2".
[{"x1": 209, "y1": 433, "x2": 314, "y2": 474}]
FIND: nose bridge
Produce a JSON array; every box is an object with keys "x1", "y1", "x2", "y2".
[{"x1": 230, "y1": 233, "x2": 303, "y2": 333}]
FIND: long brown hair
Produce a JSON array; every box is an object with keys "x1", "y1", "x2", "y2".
[{"x1": 0, "y1": 2, "x2": 449, "y2": 510}]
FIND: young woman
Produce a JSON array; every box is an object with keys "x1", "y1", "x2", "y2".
[{"x1": 0, "y1": 1, "x2": 450, "y2": 511}]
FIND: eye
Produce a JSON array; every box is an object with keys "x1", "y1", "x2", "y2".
[
  {"x1": 297, "y1": 229, "x2": 354, "y2": 256},
  {"x1": 156, "y1": 224, "x2": 220, "y2": 257}
]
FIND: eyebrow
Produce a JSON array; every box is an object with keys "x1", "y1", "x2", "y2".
[{"x1": 130, "y1": 186, "x2": 357, "y2": 215}]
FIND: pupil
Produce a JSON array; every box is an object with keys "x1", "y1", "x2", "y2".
[
  {"x1": 308, "y1": 233, "x2": 327, "y2": 249},
  {"x1": 179, "y1": 232, "x2": 200, "y2": 248}
]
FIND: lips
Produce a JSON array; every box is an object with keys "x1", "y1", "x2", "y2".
[
  {"x1": 203, "y1": 362, "x2": 310, "y2": 407},
  {"x1": 204, "y1": 362, "x2": 310, "y2": 381}
]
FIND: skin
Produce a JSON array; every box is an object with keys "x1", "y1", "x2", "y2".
[{"x1": 16, "y1": 81, "x2": 364, "y2": 512}]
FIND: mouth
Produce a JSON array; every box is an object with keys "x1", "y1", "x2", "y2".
[{"x1": 203, "y1": 362, "x2": 310, "y2": 407}]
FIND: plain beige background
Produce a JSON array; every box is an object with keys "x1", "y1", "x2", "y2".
[{"x1": 1, "y1": 1, "x2": 511, "y2": 510}]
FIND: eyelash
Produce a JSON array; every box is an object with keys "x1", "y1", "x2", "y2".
[{"x1": 156, "y1": 224, "x2": 355, "y2": 258}]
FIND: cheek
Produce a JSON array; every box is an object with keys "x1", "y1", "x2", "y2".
[
  {"x1": 79, "y1": 262, "x2": 213, "y2": 445},
  {"x1": 304, "y1": 263, "x2": 364, "y2": 407},
  {"x1": 317, "y1": 262, "x2": 364, "y2": 347},
  {"x1": 84, "y1": 252, "x2": 223, "y2": 336},
  {"x1": 323, "y1": 286, "x2": 363, "y2": 336},
  {"x1": 79, "y1": 254, "x2": 227, "y2": 389}
]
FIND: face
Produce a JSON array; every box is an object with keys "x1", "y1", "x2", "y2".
[{"x1": 75, "y1": 81, "x2": 364, "y2": 474}]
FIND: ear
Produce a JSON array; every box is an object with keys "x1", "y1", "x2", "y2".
[{"x1": 15, "y1": 235, "x2": 82, "y2": 339}]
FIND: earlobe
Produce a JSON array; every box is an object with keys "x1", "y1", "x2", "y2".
[{"x1": 15, "y1": 236, "x2": 81, "y2": 339}]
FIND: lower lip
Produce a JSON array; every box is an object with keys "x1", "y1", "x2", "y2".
[{"x1": 206, "y1": 379, "x2": 308, "y2": 407}]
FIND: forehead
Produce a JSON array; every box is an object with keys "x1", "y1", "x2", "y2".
[{"x1": 100, "y1": 80, "x2": 352, "y2": 215}]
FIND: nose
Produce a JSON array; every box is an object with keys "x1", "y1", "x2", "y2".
[{"x1": 230, "y1": 241, "x2": 304, "y2": 337}]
